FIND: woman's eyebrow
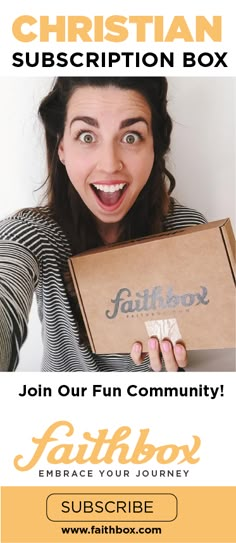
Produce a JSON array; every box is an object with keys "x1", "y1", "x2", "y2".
[
  {"x1": 70, "y1": 116, "x2": 99, "y2": 128},
  {"x1": 120, "y1": 117, "x2": 149, "y2": 129},
  {"x1": 69, "y1": 115, "x2": 149, "y2": 130}
]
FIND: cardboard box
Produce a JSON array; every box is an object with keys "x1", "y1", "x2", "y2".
[{"x1": 69, "y1": 219, "x2": 236, "y2": 353}]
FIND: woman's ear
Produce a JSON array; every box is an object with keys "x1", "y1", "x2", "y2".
[{"x1": 58, "y1": 140, "x2": 65, "y2": 165}]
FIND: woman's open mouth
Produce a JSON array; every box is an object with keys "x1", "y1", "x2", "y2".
[{"x1": 91, "y1": 182, "x2": 128, "y2": 210}]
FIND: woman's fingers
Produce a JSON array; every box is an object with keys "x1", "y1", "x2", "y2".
[
  {"x1": 147, "y1": 337, "x2": 162, "y2": 371},
  {"x1": 174, "y1": 343, "x2": 188, "y2": 368},
  {"x1": 160, "y1": 340, "x2": 188, "y2": 371},
  {"x1": 131, "y1": 338, "x2": 188, "y2": 371},
  {"x1": 160, "y1": 340, "x2": 179, "y2": 372},
  {"x1": 130, "y1": 338, "x2": 162, "y2": 371},
  {"x1": 131, "y1": 339, "x2": 162, "y2": 370},
  {"x1": 130, "y1": 342, "x2": 144, "y2": 365}
]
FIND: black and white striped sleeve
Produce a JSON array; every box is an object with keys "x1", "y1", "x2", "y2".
[
  {"x1": 163, "y1": 200, "x2": 207, "y2": 230},
  {"x1": 0, "y1": 218, "x2": 39, "y2": 371}
]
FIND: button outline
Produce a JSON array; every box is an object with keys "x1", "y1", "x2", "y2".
[{"x1": 46, "y1": 492, "x2": 178, "y2": 523}]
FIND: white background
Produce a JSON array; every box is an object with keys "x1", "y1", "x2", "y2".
[
  {"x1": 0, "y1": 0, "x2": 235, "y2": 76},
  {"x1": 0, "y1": 372, "x2": 234, "y2": 487}
]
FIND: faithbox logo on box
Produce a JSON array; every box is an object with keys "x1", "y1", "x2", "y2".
[{"x1": 105, "y1": 286, "x2": 209, "y2": 320}]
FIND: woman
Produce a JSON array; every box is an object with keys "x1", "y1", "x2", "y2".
[{"x1": 0, "y1": 77, "x2": 206, "y2": 371}]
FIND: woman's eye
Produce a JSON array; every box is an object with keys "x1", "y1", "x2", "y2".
[
  {"x1": 122, "y1": 132, "x2": 140, "y2": 144},
  {"x1": 78, "y1": 132, "x2": 96, "y2": 143}
]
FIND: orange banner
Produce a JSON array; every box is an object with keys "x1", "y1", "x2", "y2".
[{"x1": 1, "y1": 486, "x2": 235, "y2": 542}]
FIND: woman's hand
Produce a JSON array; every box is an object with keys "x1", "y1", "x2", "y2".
[{"x1": 131, "y1": 337, "x2": 187, "y2": 372}]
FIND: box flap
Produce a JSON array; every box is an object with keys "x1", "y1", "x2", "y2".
[
  {"x1": 220, "y1": 219, "x2": 236, "y2": 284},
  {"x1": 69, "y1": 218, "x2": 230, "y2": 262},
  {"x1": 68, "y1": 259, "x2": 96, "y2": 351}
]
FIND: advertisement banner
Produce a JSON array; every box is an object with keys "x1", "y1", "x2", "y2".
[
  {"x1": 1, "y1": 372, "x2": 236, "y2": 542},
  {"x1": 0, "y1": 1, "x2": 235, "y2": 542}
]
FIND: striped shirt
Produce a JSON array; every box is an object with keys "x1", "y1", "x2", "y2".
[{"x1": 0, "y1": 202, "x2": 206, "y2": 372}]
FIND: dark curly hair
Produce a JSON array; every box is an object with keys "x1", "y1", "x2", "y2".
[{"x1": 39, "y1": 77, "x2": 175, "y2": 254}]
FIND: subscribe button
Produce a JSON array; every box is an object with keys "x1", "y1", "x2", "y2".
[{"x1": 46, "y1": 493, "x2": 177, "y2": 523}]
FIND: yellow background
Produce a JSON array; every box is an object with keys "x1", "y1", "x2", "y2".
[{"x1": 1, "y1": 486, "x2": 235, "y2": 542}]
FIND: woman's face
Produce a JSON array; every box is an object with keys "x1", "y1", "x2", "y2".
[{"x1": 58, "y1": 85, "x2": 154, "y2": 231}]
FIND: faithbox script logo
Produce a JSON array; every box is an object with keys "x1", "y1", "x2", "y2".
[
  {"x1": 105, "y1": 286, "x2": 209, "y2": 320},
  {"x1": 14, "y1": 422, "x2": 201, "y2": 471}
]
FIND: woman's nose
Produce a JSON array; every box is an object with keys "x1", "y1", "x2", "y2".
[{"x1": 96, "y1": 143, "x2": 122, "y2": 173}]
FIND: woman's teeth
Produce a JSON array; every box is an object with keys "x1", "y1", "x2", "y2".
[
  {"x1": 91, "y1": 182, "x2": 127, "y2": 207},
  {"x1": 92, "y1": 183, "x2": 126, "y2": 193}
]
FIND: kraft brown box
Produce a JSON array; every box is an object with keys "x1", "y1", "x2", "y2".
[{"x1": 69, "y1": 219, "x2": 236, "y2": 353}]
